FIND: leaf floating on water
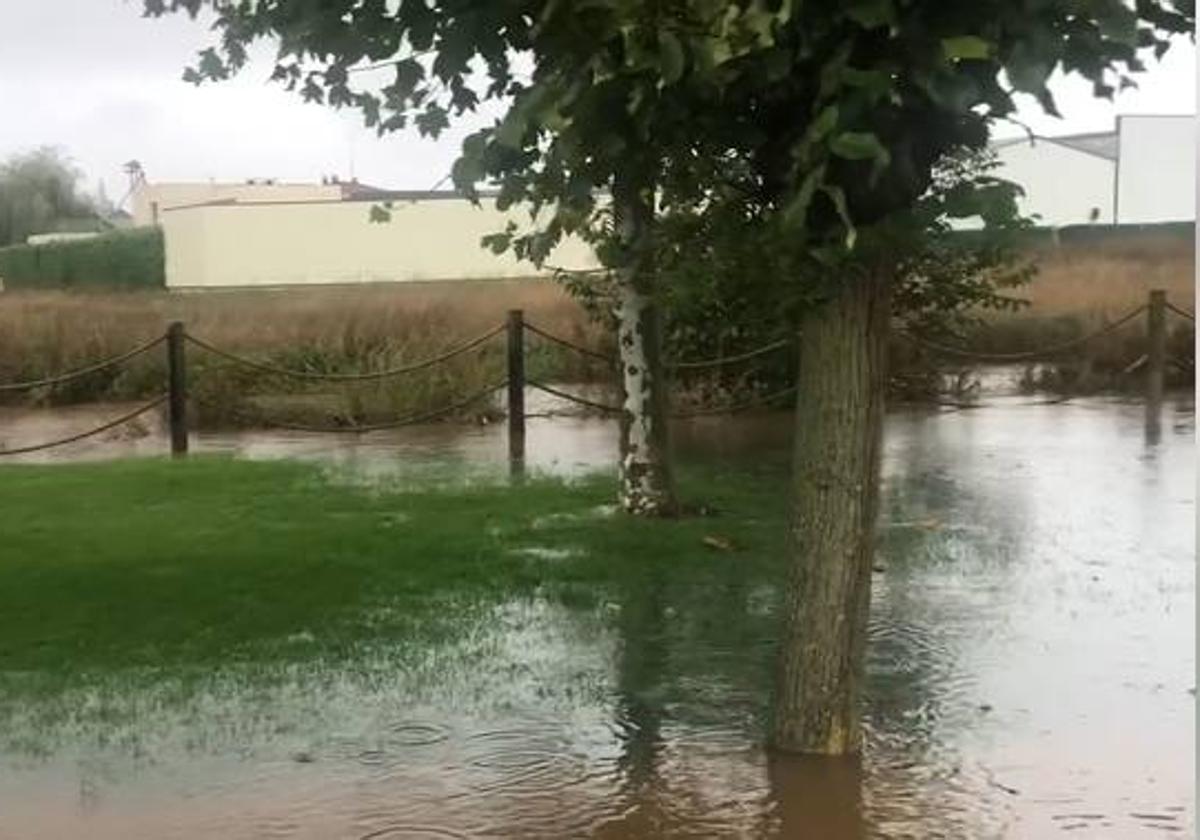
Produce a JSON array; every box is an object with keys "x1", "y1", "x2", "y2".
[{"x1": 702, "y1": 534, "x2": 736, "y2": 552}]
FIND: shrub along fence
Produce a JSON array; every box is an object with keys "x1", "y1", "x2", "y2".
[
  {"x1": 0, "y1": 228, "x2": 165, "y2": 291},
  {"x1": 0, "y1": 290, "x2": 1192, "y2": 462}
]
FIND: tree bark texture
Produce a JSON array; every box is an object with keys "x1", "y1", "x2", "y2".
[
  {"x1": 614, "y1": 192, "x2": 677, "y2": 517},
  {"x1": 773, "y1": 267, "x2": 890, "y2": 755}
]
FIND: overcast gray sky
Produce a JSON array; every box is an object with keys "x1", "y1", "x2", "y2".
[{"x1": 1, "y1": 0, "x2": 1194, "y2": 208}]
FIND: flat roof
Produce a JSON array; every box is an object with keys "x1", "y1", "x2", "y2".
[{"x1": 160, "y1": 189, "x2": 503, "y2": 213}]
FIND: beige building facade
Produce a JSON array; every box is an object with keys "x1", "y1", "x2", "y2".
[
  {"x1": 132, "y1": 180, "x2": 345, "y2": 226},
  {"x1": 160, "y1": 193, "x2": 599, "y2": 288}
]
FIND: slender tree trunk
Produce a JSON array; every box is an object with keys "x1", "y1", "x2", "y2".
[
  {"x1": 773, "y1": 266, "x2": 890, "y2": 755},
  {"x1": 613, "y1": 190, "x2": 677, "y2": 516}
]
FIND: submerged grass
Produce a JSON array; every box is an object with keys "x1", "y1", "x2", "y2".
[{"x1": 0, "y1": 457, "x2": 788, "y2": 678}]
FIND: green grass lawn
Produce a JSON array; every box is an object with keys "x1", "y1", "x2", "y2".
[{"x1": 0, "y1": 457, "x2": 789, "y2": 677}]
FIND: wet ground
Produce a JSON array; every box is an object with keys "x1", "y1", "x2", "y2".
[{"x1": 0, "y1": 393, "x2": 1193, "y2": 839}]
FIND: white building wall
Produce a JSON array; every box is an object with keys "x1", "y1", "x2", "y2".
[
  {"x1": 161, "y1": 197, "x2": 599, "y2": 288},
  {"x1": 1116, "y1": 115, "x2": 1196, "y2": 223},
  {"x1": 992, "y1": 138, "x2": 1115, "y2": 226}
]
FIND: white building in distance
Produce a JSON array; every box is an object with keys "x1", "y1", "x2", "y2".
[
  {"x1": 992, "y1": 114, "x2": 1195, "y2": 227},
  {"x1": 136, "y1": 114, "x2": 1192, "y2": 288}
]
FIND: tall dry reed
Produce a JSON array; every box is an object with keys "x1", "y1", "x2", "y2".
[
  {"x1": 1000, "y1": 230, "x2": 1194, "y2": 319},
  {"x1": 0, "y1": 231, "x2": 1192, "y2": 423},
  {"x1": 0, "y1": 281, "x2": 612, "y2": 426}
]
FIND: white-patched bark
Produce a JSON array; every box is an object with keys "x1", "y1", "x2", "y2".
[
  {"x1": 612, "y1": 189, "x2": 676, "y2": 517},
  {"x1": 616, "y1": 283, "x2": 662, "y2": 513}
]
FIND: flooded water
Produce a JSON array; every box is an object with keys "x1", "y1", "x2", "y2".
[{"x1": 0, "y1": 394, "x2": 1193, "y2": 838}]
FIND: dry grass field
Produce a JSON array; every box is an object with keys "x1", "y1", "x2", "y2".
[
  {"x1": 0, "y1": 229, "x2": 1191, "y2": 418},
  {"x1": 0, "y1": 280, "x2": 610, "y2": 424},
  {"x1": 1013, "y1": 229, "x2": 1194, "y2": 318},
  {"x1": 0, "y1": 279, "x2": 596, "y2": 372}
]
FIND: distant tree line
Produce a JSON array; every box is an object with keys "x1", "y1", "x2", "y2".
[{"x1": 0, "y1": 147, "x2": 107, "y2": 248}]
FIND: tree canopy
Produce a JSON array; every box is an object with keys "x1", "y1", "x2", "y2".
[{"x1": 149, "y1": 0, "x2": 1191, "y2": 268}]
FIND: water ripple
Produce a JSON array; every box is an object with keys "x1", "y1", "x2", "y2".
[
  {"x1": 359, "y1": 825, "x2": 472, "y2": 840},
  {"x1": 386, "y1": 721, "x2": 452, "y2": 747}
]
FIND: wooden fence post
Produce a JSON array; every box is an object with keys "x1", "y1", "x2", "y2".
[
  {"x1": 507, "y1": 309, "x2": 526, "y2": 471},
  {"x1": 167, "y1": 321, "x2": 188, "y2": 457}
]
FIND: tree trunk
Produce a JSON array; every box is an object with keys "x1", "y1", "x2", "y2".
[
  {"x1": 773, "y1": 266, "x2": 890, "y2": 755},
  {"x1": 613, "y1": 191, "x2": 677, "y2": 517}
]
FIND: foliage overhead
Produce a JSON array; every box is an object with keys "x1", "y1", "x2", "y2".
[
  {"x1": 147, "y1": 0, "x2": 1193, "y2": 266},
  {"x1": 563, "y1": 147, "x2": 1034, "y2": 371}
]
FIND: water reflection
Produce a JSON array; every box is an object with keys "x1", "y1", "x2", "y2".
[
  {"x1": 0, "y1": 396, "x2": 1192, "y2": 838},
  {"x1": 766, "y1": 754, "x2": 864, "y2": 840}
]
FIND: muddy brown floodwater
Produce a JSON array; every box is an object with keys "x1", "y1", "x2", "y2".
[{"x1": 0, "y1": 393, "x2": 1193, "y2": 839}]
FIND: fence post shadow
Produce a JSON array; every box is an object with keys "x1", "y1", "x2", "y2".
[
  {"x1": 167, "y1": 321, "x2": 188, "y2": 457},
  {"x1": 1144, "y1": 289, "x2": 1166, "y2": 444},
  {"x1": 507, "y1": 309, "x2": 526, "y2": 479}
]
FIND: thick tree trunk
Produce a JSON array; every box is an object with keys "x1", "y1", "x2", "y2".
[
  {"x1": 773, "y1": 267, "x2": 890, "y2": 755},
  {"x1": 613, "y1": 192, "x2": 677, "y2": 517}
]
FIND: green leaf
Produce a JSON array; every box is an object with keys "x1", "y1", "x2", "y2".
[
  {"x1": 830, "y1": 131, "x2": 890, "y2": 163},
  {"x1": 820, "y1": 184, "x2": 856, "y2": 249},
  {"x1": 845, "y1": 0, "x2": 895, "y2": 29},
  {"x1": 494, "y1": 111, "x2": 527, "y2": 149},
  {"x1": 481, "y1": 232, "x2": 513, "y2": 255},
  {"x1": 1098, "y1": 3, "x2": 1138, "y2": 45},
  {"x1": 368, "y1": 204, "x2": 392, "y2": 224},
  {"x1": 762, "y1": 47, "x2": 793, "y2": 82},
  {"x1": 658, "y1": 30, "x2": 686, "y2": 85},
  {"x1": 942, "y1": 36, "x2": 993, "y2": 60},
  {"x1": 791, "y1": 105, "x2": 838, "y2": 167},
  {"x1": 450, "y1": 155, "x2": 485, "y2": 194},
  {"x1": 840, "y1": 67, "x2": 893, "y2": 102},
  {"x1": 391, "y1": 58, "x2": 425, "y2": 101},
  {"x1": 782, "y1": 164, "x2": 826, "y2": 229},
  {"x1": 1005, "y1": 52, "x2": 1053, "y2": 95},
  {"x1": 414, "y1": 103, "x2": 450, "y2": 137},
  {"x1": 694, "y1": 34, "x2": 733, "y2": 71},
  {"x1": 812, "y1": 104, "x2": 840, "y2": 139},
  {"x1": 625, "y1": 83, "x2": 647, "y2": 116}
]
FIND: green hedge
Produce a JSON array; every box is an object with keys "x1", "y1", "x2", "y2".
[
  {"x1": 949, "y1": 220, "x2": 1195, "y2": 250},
  {"x1": 0, "y1": 228, "x2": 164, "y2": 291}
]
